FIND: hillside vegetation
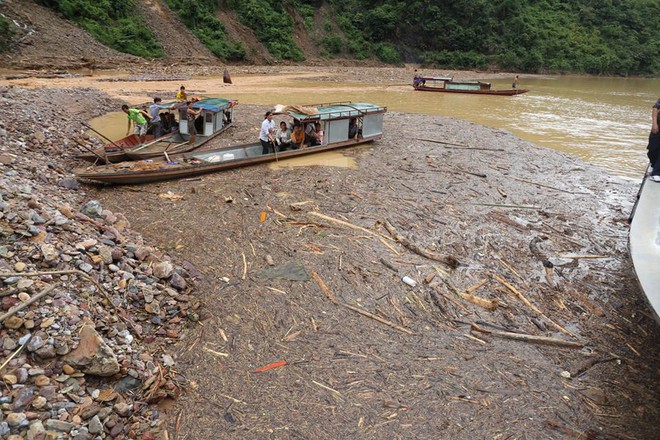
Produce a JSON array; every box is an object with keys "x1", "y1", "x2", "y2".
[{"x1": 16, "y1": 0, "x2": 660, "y2": 75}]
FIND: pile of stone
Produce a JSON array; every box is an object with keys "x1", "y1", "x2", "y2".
[{"x1": 0, "y1": 86, "x2": 199, "y2": 439}]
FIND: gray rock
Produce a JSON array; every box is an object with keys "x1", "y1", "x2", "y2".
[
  {"x1": 87, "y1": 415, "x2": 103, "y2": 434},
  {"x1": 153, "y1": 261, "x2": 174, "y2": 279},
  {"x1": 57, "y1": 177, "x2": 80, "y2": 190},
  {"x1": 15, "y1": 368, "x2": 27, "y2": 384},
  {"x1": 73, "y1": 427, "x2": 91, "y2": 440},
  {"x1": 78, "y1": 262, "x2": 93, "y2": 273},
  {"x1": 97, "y1": 406, "x2": 113, "y2": 420},
  {"x1": 170, "y1": 272, "x2": 187, "y2": 290},
  {"x1": 40, "y1": 243, "x2": 58, "y2": 262},
  {"x1": 35, "y1": 344, "x2": 57, "y2": 358},
  {"x1": 80, "y1": 200, "x2": 102, "y2": 218},
  {"x1": 11, "y1": 387, "x2": 33, "y2": 410},
  {"x1": 3, "y1": 337, "x2": 17, "y2": 351},
  {"x1": 27, "y1": 419, "x2": 45, "y2": 439},
  {"x1": 110, "y1": 421, "x2": 124, "y2": 437},
  {"x1": 44, "y1": 419, "x2": 74, "y2": 433},
  {"x1": 26, "y1": 334, "x2": 45, "y2": 352}
]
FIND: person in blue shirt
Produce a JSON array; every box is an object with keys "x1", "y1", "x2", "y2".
[{"x1": 149, "y1": 97, "x2": 163, "y2": 138}]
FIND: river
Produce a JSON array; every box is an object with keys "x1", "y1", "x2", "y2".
[
  {"x1": 217, "y1": 74, "x2": 657, "y2": 179},
  {"x1": 76, "y1": 70, "x2": 658, "y2": 179}
]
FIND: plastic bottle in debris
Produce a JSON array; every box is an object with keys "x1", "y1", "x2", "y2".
[{"x1": 401, "y1": 276, "x2": 417, "y2": 287}]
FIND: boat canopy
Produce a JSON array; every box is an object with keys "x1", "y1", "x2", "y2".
[
  {"x1": 152, "y1": 98, "x2": 237, "y2": 112},
  {"x1": 286, "y1": 102, "x2": 386, "y2": 121},
  {"x1": 192, "y1": 97, "x2": 238, "y2": 112},
  {"x1": 416, "y1": 76, "x2": 454, "y2": 82}
]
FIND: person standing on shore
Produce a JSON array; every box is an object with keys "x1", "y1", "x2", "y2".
[
  {"x1": 647, "y1": 98, "x2": 660, "y2": 182},
  {"x1": 259, "y1": 111, "x2": 276, "y2": 154},
  {"x1": 122, "y1": 104, "x2": 150, "y2": 144}
]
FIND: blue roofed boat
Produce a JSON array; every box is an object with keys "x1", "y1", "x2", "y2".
[
  {"x1": 77, "y1": 97, "x2": 238, "y2": 163},
  {"x1": 75, "y1": 101, "x2": 387, "y2": 185}
]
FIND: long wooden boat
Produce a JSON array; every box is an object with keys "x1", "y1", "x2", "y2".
[
  {"x1": 628, "y1": 167, "x2": 660, "y2": 322},
  {"x1": 75, "y1": 102, "x2": 386, "y2": 185},
  {"x1": 77, "y1": 98, "x2": 238, "y2": 163},
  {"x1": 413, "y1": 76, "x2": 529, "y2": 96}
]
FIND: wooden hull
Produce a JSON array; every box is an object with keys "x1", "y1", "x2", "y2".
[
  {"x1": 77, "y1": 123, "x2": 233, "y2": 163},
  {"x1": 414, "y1": 85, "x2": 529, "y2": 96},
  {"x1": 628, "y1": 170, "x2": 660, "y2": 322},
  {"x1": 76, "y1": 134, "x2": 156, "y2": 163},
  {"x1": 126, "y1": 123, "x2": 233, "y2": 160},
  {"x1": 75, "y1": 135, "x2": 381, "y2": 185}
]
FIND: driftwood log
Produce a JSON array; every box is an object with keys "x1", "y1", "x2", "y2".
[{"x1": 382, "y1": 220, "x2": 459, "y2": 268}]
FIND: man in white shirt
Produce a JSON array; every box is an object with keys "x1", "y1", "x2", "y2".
[{"x1": 149, "y1": 97, "x2": 163, "y2": 138}]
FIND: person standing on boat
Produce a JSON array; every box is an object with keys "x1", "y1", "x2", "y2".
[
  {"x1": 186, "y1": 101, "x2": 201, "y2": 145},
  {"x1": 648, "y1": 98, "x2": 660, "y2": 182},
  {"x1": 259, "y1": 111, "x2": 276, "y2": 154},
  {"x1": 122, "y1": 104, "x2": 150, "y2": 145},
  {"x1": 512, "y1": 75, "x2": 520, "y2": 89},
  {"x1": 149, "y1": 97, "x2": 163, "y2": 138}
]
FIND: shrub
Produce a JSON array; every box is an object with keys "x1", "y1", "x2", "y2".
[
  {"x1": 36, "y1": 0, "x2": 164, "y2": 58},
  {"x1": 321, "y1": 35, "x2": 343, "y2": 55},
  {"x1": 164, "y1": 0, "x2": 245, "y2": 61},
  {"x1": 375, "y1": 43, "x2": 401, "y2": 64},
  {"x1": 0, "y1": 16, "x2": 14, "y2": 52}
]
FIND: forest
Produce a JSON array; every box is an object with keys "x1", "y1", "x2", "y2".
[{"x1": 26, "y1": 0, "x2": 660, "y2": 75}]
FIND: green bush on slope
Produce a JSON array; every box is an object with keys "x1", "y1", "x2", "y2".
[{"x1": 36, "y1": 0, "x2": 164, "y2": 58}]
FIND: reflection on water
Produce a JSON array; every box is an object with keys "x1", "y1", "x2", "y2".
[
  {"x1": 223, "y1": 75, "x2": 657, "y2": 179},
  {"x1": 87, "y1": 111, "x2": 128, "y2": 143}
]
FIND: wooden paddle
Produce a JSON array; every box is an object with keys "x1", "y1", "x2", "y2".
[
  {"x1": 73, "y1": 138, "x2": 109, "y2": 165},
  {"x1": 81, "y1": 122, "x2": 128, "y2": 153}
]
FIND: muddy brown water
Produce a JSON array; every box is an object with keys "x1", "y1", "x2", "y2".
[{"x1": 11, "y1": 69, "x2": 653, "y2": 179}]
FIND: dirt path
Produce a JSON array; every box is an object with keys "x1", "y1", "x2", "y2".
[{"x1": 89, "y1": 104, "x2": 660, "y2": 439}]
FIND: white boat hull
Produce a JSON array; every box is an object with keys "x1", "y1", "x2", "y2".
[{"x1": 629, "y1": 171, "x2": 660, "y2": 321}]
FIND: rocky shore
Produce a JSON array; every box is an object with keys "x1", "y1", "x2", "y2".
[{"x1": 0, "y1": 86, "x2": 201, "y2": 438}]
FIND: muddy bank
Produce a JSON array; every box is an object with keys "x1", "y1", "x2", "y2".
[
  {"x1": 0, "y1": 72, "x2": 658, "y2": 438},
  {"x1": 86, "y1": 104, "x2": 660, "y2": 438}
]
